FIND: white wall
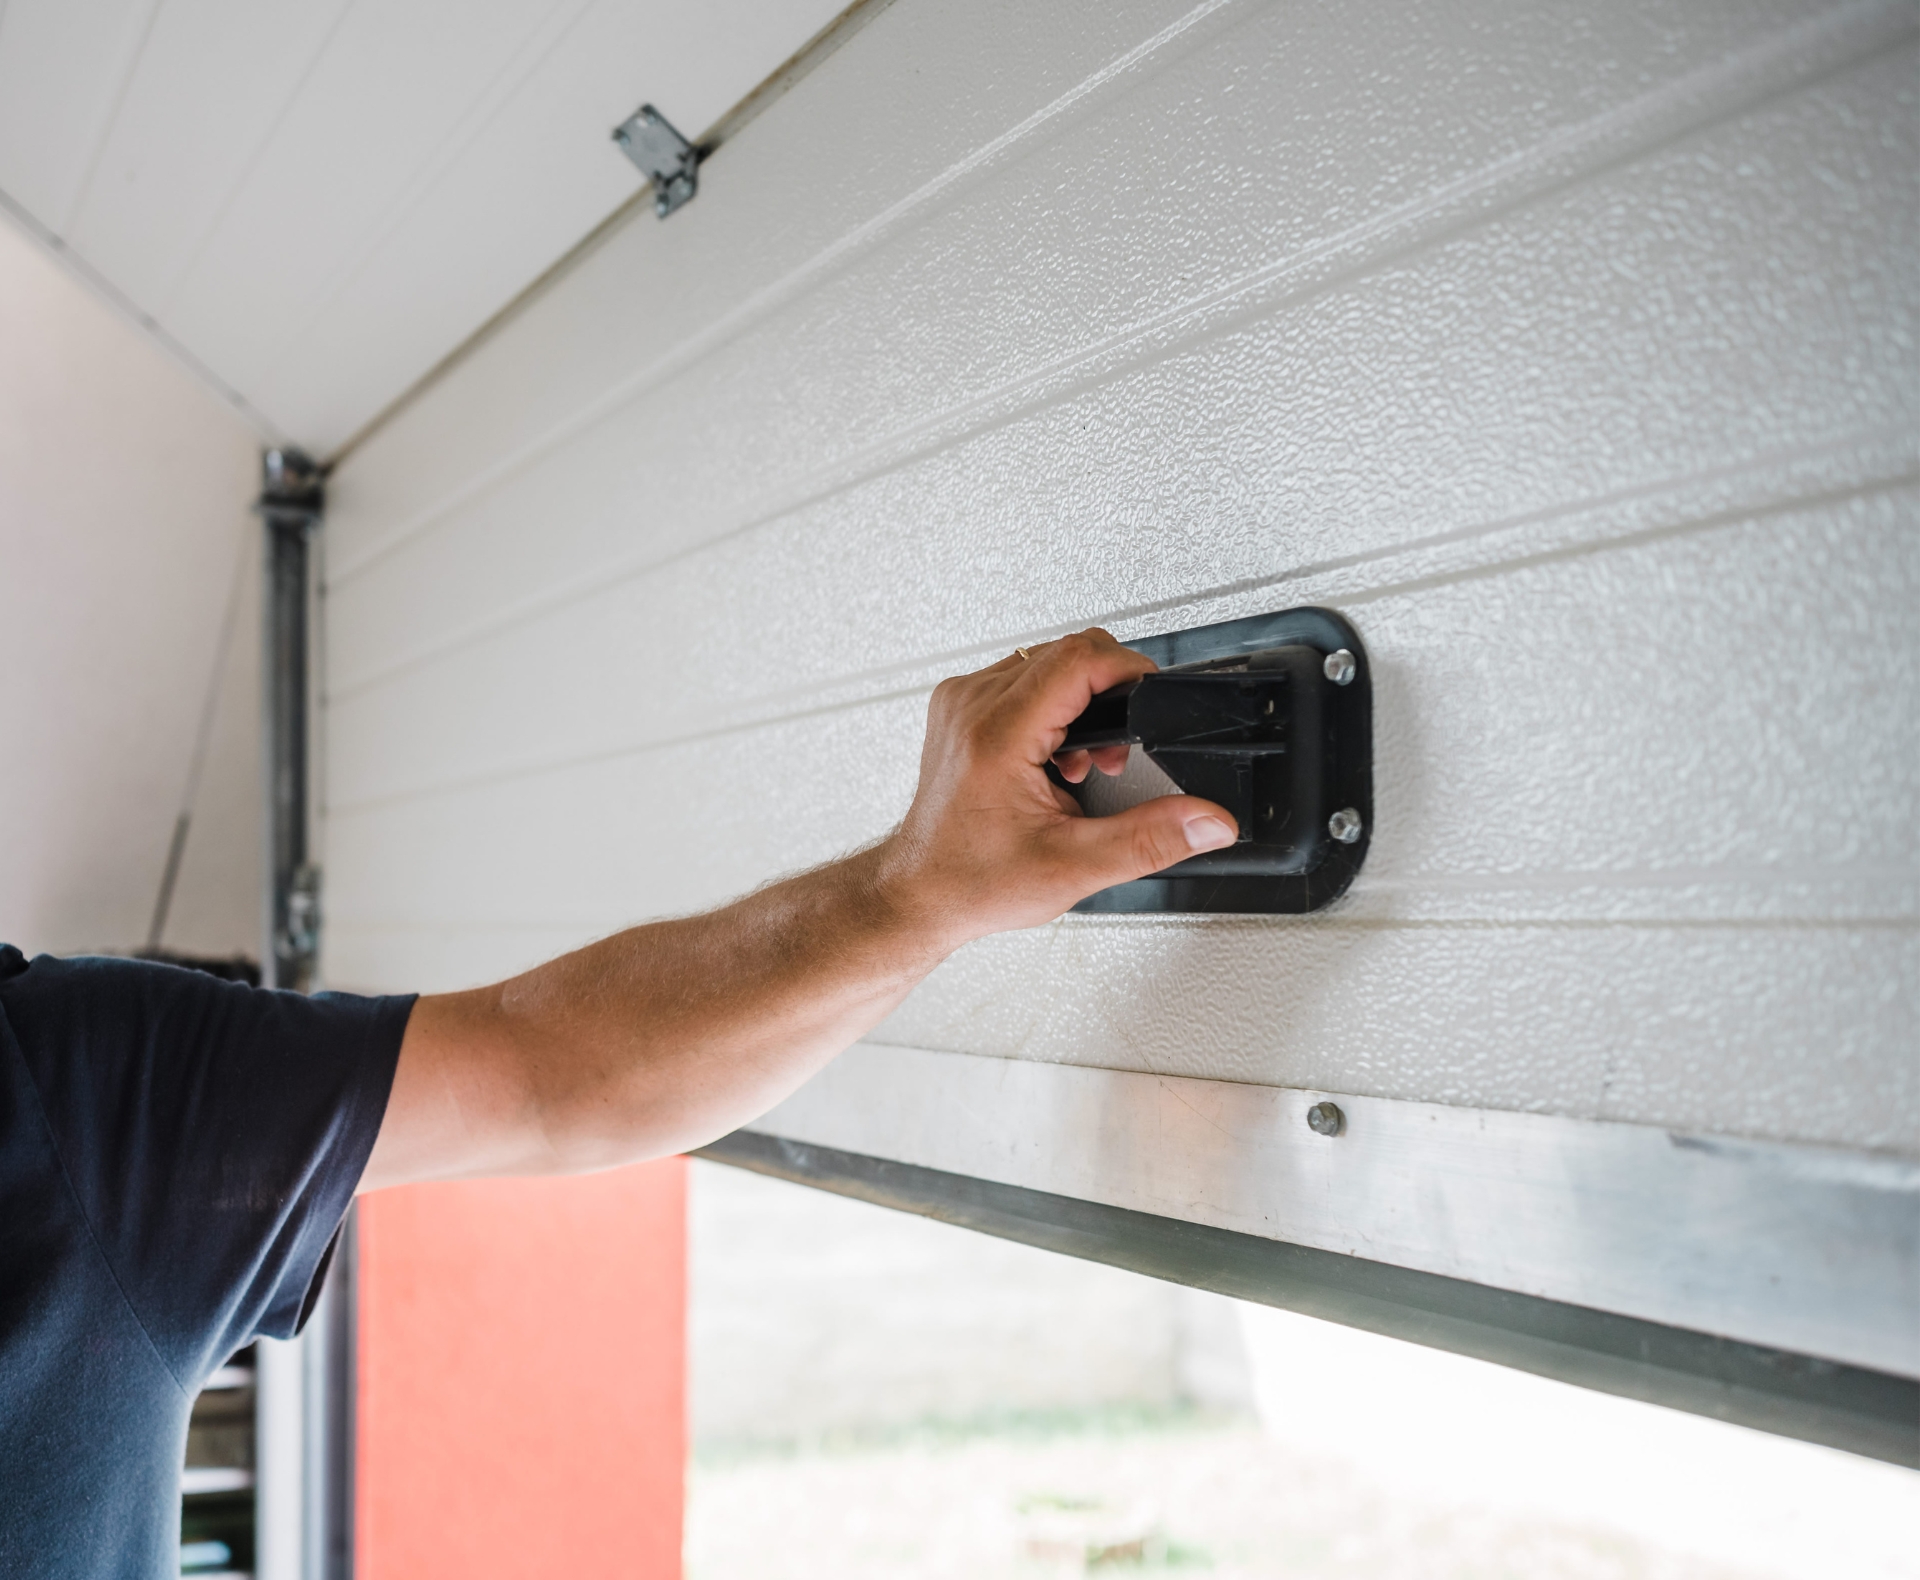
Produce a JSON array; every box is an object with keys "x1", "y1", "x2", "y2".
[
  {"x1": 321, "y1": 0, "x2": 1917, "y2": 1151},
  {"x1": 0, "y1": 216, "x2": 263, "y2": 958}
]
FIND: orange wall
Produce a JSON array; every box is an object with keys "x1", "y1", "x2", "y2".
[{"x1": 356, "y1": 1160, "x2": 687, "y2": 1579}]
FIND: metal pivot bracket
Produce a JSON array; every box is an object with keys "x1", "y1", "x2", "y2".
[
  {"x1": 611, "y1": 103, "x2": 702, "y2": 217},
  {"x1": 1058, "y1": 606, "x2": 1372, "y2": 914}
]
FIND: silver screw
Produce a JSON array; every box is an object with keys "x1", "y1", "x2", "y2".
[
  {"x1": 1323, "y1": 649, "x2": 1357, "y2": 686},
  {"x1": 1328, "y1": 807, "x2": 1363, "y2": 843},
  {"x1": 1306, "y1": 1101, "x2": 1345, "y2": 1137}
]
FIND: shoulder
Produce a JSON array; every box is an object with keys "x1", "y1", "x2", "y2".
[
  {"x1": 1, "y1": 948, "x2": 412, "y2": 1080},
  {"x1": 0, "y1": 949, "x2": 257, "y2": 1070}
]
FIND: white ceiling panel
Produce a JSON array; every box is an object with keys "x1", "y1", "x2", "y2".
[
  {"x1": 0, "y1": 0, "x2": 850, "y2": 453},
  {"x1": 247, "y1": 0, "x2": 831, "y2": 448},
  {"x1": 63, "y1": 0, "x2": 357, "y2": 310},
  {"x1": 157, "y1": 0, "x2": 586, "y2": 399},
  {"x1": 0, "y1": 0, "x2": 156, "y2": 227}
]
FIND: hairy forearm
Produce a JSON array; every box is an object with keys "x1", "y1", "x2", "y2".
[
  {"x1": 503, "y1": 844, "x2": 945, "y2": 1166},
  {"x1": 363, "y1": 629, "x2": 1237, "y2": 1193},
  {"x1": 380, "y1": 845, "x2": 949, "y2": 1183}
]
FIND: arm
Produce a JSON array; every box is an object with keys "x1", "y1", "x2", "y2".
[{"x1": 357, "y1": 630, "x2": 1239, "y2": 1190}]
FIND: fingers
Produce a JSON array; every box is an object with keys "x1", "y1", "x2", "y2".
[
  {"x1": 1022, "y1": 629, "x2": 1154, "y2": 708},
  {"x1": 958, "y1": 630, "x2": 1151, "y2": 699},
  {"x1": 932, "y1": 630, "x2": 1154, "y2": 775},
  {"x1": 1053, "y1": 748, "x2": 1094, "y2": 785},
  {"x1": 1058, "y1": 792, "x2": 1238, "y2": 887},
  {"x1": 1051, "y1": 743, "x2": 1131, "y2": 785},
  {"x1": 1000, "y1": 630, "x2": 1156, "y2": 758}
]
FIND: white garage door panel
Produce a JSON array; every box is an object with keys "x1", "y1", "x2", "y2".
[
  {"x1": 877, "y1": 928, "x2": 1917, "y2": 1151},
  {"x1": 322, "y1": 928, "x2": 584, "y2": 1000},
  {"x1": 324, "y1": 0, "x2": 1910, "y2": 698},
  {"x1": 324, "y1": 480, "x2": 1919, "y2": 907},
  {"x1": 327, "y1": 476, "x2": 1920, "y2": 920},
  {"x1": 322, "y1": 34, "x2": 1913, "y2": 747},
  {"x1": 326, "y1": 696, "x2": 925, "y2": 935},
  {"x1": 322, "y1": 0, "x2": 1893, "y2": 593},
  {"x1": 333, "y1": 789, "x2": 1915, "y2": 1149},
  {"x1": 322, "y1": 508, "x2": 1919, "y2": 1148},
  {"x1": 323, "y1": 0, "x2": 1918, "y2": 1179},
  {"x1": 324, "y1": 0, "x2": 1211, "y2": 562}
]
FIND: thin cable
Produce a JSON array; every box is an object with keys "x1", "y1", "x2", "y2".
[{"x1": 145, "y1": 528, "x2": 249, "y2": 951}]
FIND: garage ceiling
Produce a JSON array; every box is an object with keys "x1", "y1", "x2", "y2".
[{"x1": 0, "y1": 0, "x2": 849, "y2": 455}]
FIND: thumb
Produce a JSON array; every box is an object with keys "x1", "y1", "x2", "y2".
[{"x1": 1061, "y1": 793, "x2": 1238, "y2": 889}]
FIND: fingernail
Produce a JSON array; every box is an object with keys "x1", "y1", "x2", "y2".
[{"x1": 1184, "y1": 816, "x2": 1235, "y2": 852}]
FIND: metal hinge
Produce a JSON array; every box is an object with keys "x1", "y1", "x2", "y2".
[{"x1": 611, "y1": 103, "x2": 701, "y2": 218}]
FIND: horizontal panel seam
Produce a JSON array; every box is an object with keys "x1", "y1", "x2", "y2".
[
  {"x1": 321, "y1": 915, "x2": 1920, "y2": 934},
  {"x1": 319, "y1": 463, "x2": 1917, "y2": 815},
  {"x1": 326, "y1": 408, "x2": 1916, "y2": 706},
  {"x1": 322, "y1": 0, "x2": 1913, "y2": 663},
  {"x1": 325, "y1": 0, "x2": 1248, "y2": 587}
]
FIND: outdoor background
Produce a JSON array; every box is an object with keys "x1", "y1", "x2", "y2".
[{"x1": 686, "y1": 1159, "x2": 1920, "y2": 1580}]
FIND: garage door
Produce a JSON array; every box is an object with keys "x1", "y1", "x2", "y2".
[{"x1": 320, "y1": 0, "x2": 1920, "y2": 1463}]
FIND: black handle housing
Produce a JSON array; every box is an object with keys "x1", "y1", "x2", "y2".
[{"x1": 1059, "y1": 607, "x2": 1372, "y2": 914}]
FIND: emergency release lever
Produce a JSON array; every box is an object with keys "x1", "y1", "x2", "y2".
[{"x1": 1055, "y1": 607, "x2": 1371, "y2": 914}]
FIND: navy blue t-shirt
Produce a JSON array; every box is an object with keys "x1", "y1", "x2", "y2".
[{"x1": 0, "y1": 945, "x2": 413, "y2": 1577}]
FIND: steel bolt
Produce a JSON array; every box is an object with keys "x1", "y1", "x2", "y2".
[
  {"x1": 1328, "y1": 807, "x2": 1363, "y2": 843},
  {"x1": 1306, "y1": 1101, "x2": 1345, "y2": 1137},
  {"x1": 1323, "y1": 648, "x2": 1357, "y2": 686}
]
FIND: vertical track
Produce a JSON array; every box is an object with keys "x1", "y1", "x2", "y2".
[
  {"x1": 260, "y1": 448, "x2": 322, "y2": 996},
  {"x1": 255, "y1": 448, "x2": 355, "y2": 1580}
]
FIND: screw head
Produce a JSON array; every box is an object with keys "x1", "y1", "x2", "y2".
[
  {"x1": 1328, "y1": 807, "x2": 1363, "y2": 844},
  {"x1": 1323, "y1": 648, "x2": 1357, "y2": 686},
  {"x1": 1306, "y1": 1101, "x2": 1345, "y2": 1137}
]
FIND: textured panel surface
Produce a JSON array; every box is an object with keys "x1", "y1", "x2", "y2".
[{"x1": 323, "y1": 0, "x2": 1920, "y2": 1154}]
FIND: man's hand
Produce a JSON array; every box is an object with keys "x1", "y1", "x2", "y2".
[
  {"x1": 358, "y1": 630, "x2": 1237, "y2": 1190},
  {"x1": 878, "y1": 629, "x2": 1238, "y2": 946}
]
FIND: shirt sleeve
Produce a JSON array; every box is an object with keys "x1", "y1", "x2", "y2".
[{"x1": 0, "y1": 947, "x2": 413, "y2": 1385}]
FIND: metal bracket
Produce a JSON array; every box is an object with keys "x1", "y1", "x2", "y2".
[
  {"x1": 1059, "y1": 606, "x2": 1373, "y2": 914},
  {"x1": 611, "y1": 103, "x2": 701, "y2": 218},
  {"x1": 280, "y1": 862, "x2": 322, "y2": 977}
]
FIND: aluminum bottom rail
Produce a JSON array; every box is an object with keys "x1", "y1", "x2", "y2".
[{"x1": 698, "y1": 1130, "x2": 1919, "y2": 1468}]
